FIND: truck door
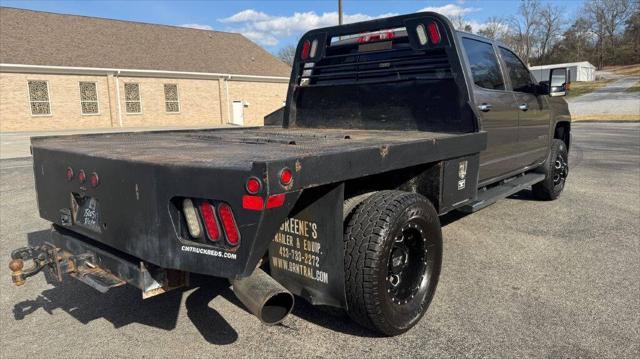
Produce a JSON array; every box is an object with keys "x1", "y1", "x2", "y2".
[
  {"x1": 461, "y1": 37, "x2": 519, "y2": 183},
  {"x1": 498, "y1": 47, "x2": 550, "y2": 168}
]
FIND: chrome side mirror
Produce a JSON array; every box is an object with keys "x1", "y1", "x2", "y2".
[{"x1": 549, "y1": 67, "x2": 568, "y2": 97}]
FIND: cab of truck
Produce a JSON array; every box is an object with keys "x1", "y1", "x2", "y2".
[
  {"x1": 286, "y1": 23, "x2": 570, "y2": 194},
  {"x1": 456, "y1": 32, "x2": 570, "y2": 188}
]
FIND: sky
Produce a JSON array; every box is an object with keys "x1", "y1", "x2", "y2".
[{"x1": 0, "y1": 0, "x2": 587, "y2": 53}]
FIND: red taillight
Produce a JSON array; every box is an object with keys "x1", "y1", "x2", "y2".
[
  {"x1": 266, "y1": 194, "x2": 286, "y2": 209},
  {"x1": 218, "y1": 203, "x2": 240, "y2": 245},
  {"x1": 77, "y1": 170, "x2": 86, "y2": 183},
  {"x1": 242, "y1": 195, "x2": 264, "y2": 211},
  {"x1": 246, "y1": 177, "x2": 262, "y2": 194},
  {"x1": 89, "y1": 172, "x2": 99, "y2": 187},
  {"x1": 280, "y1": 168, "x2": 293, "y2": 186},
  {"x1": 66, "y1": 167, "x2": 74, "y2": 181},
  {"x1": 301, "y1": 40, "x2": 311, "y2": 60},
  {"x1": 427, "y1": 22, "x2": 441, "y2": 45},
  {"x1": 199, "y1": 202, "x2": 220, "y2": 241},
  {"x1": 357, "y1": 31, "x2": 395, "y2": 44}
]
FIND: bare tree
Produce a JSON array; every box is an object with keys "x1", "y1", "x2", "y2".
[
  {"x1": 558, "y1": 17, "x2": 595, "y2": 63},
  {"x1": 508, "y1": 0, "x2": 542, "y2": 63},
  {"x1": 277, "y1": 45, "x2": 296, "y2": 66},
  {"x1": 584, "y1": 0, "x2": 635, "y2": 68},
  {"x1": 477, "y1": 16, "x2": 508, "y2": 40},
  {"x1": 449, "y1": 14, "x2": 469, "y2": 31},
  {"x1": 620, "y1": 6, "x2": 640, "y2": 64},
  {"x1": 537, "y1": 3, "x2": 565, "y2": 63}
]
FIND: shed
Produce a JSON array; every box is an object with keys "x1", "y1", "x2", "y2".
[{"x1": 529, "y1": 62, "x2": 596, "y2": 82}]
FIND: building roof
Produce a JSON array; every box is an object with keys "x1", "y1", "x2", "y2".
[
  {"x1": 529, "y1": 61, "x2": 595, "y2": 70},
  {"x1": 0, "y1": 7, "x2": 291, "y2": 78}
]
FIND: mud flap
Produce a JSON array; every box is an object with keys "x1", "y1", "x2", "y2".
[{"x1": 268, "y1": 183, "x2": 346, "y2": 308}]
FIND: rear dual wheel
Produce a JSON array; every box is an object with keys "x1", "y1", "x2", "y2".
[{"x1": 343, "y1": 191, "x2": 442, "y2": 336}]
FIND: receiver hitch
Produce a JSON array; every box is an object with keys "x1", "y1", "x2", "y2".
[
  {"x1": 8, "y1": 244, "x2": 125, "y2": 292},
  {"x1": 9, "y1": 246, "x2": 54, "y2": 286},
  {"x1": 8, "y1": 227, "x2": 188, "y2": 298}
]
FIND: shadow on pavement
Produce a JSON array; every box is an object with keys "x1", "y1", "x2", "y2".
[
  {"x1": 185, "y1": 276, "x2": 239, "y2": 345},
  {"x1": 507, "y1": 189, "x2": 537, "y2": 201},
  {"x1": 290, "y1": 300, "x2": 381, "y2": 338},
  {"x1": 12, "y1": 230, "x2": 239, "y2": 345},
  {"x1": 440, "y1": 210, "x2": 470, "y2": 227},
  {"x1": 12, "y1": 230, "x2": 382, "y2": 343}
]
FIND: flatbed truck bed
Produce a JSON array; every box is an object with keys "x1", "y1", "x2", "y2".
[
  {"x1": 32, "y1": 127, "x2": 484, "y2": 171},
  {"x1": 9, "y1": 11, "x2": 571, "y2": 336}
]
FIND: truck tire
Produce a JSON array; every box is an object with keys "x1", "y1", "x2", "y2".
[
  {"x1": 343, "y1": 192, "x2": 376, "y2": 221},
  {"x1": 344, "y1": 190, "x2": 442, "y2": 336},
  {"x1": 533, "y1": 139, "x2": 568, "y2": 200}
]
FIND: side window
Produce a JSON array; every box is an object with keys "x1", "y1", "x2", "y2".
[
  {"x1": 462, "y1": 38, "x2": 505, "y2": 91},
  {"x1": 499, "y1": 47, "x2": 535, "y2": 93}
]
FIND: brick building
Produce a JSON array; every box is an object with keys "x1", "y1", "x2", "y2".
[{"x1": 0, "y1": 7, "x2": 291, "y2": 132}]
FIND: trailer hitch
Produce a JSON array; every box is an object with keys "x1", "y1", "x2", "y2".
[
  {"x1": 8, "y1": 244, "x2": 78, "y2": 286},
  {"x1": 9, "y1": 246, "x2": 61, "y2": 286},
  {"x1": 8, "y1": 229, "x2": 188, "y2": 297}
]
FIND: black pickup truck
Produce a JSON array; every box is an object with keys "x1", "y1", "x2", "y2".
[{"x1": 9, "y1": 12, "x2": 571, "y2": 336}]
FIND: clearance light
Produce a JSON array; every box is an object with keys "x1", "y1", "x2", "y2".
[
  {"x1": 199, "y1": 201, "x2": 220, "y2": 241},
  {"x1": 182, "y1": 198, "x2": 202, "y2": 238},
  {"x1": 301, "y1": 40, "x2": 311, "y2": 60},
  {"x1": 309, "y1": 39, "x2": 318, "y2": 58},
  {"x1": 89, "y1": 172, "x2": 99, "y2": 187},
  {"x1": 246, "y1": 177, "x2": 262, "y2": 194},
  {"x1": 357, "y1": 31, "x2": 395, "y2": 44},
  {"x1": 266, "y1": 194, "x2": 286, "y2": 209},
  {"x1": 77, "y1": 170, "x2": 86, "y2": 183},
  {"x1": 66, "y1": 167, "x2": 74, "y2": 181},
  {"x1": 280, "y1": 168, "x2": 293, "y2": 186},
  {"x1": 416, "y1": 24, "x2": 428, "y2": 45},
  {"x1": 427, "y1": 22, "x2": 441, "y2": 45},
  {"x1": 218, "y1": 203, "x2": 240, "y2": 245}
]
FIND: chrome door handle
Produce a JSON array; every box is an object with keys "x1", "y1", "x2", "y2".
[
  {"x1": 519, "y1": 103, "x2": 529, "y2": 111},
  {"x1": 478, "y1": 103, "x2": 492, "y2": 112}
]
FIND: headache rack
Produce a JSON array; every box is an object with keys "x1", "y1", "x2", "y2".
[
  {"x1": 307, "y1": 35, "x2": 451, "y2": 86},
  {"x1": 285, "y1": 13, "x2": 473, "y2": 132},
  {"x1": 294, "y1": 14, "x2": 455, "y2": 88}
]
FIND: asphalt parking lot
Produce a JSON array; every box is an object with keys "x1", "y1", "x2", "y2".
[{"x1": 1, "y1": 122, "x2": 638, "y2": 358}]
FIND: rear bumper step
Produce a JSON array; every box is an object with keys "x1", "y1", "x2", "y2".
[{"x1": 8, "y1": 226, "x2": 188, "y2": 298}]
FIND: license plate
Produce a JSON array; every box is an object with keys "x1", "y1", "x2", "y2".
[{"x1": 71, "y1": 193, "x2": 102, "y2": 232}]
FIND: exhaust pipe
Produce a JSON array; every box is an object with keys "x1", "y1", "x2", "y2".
[{"x1": 231, "y1": 268, "x2": 294, "y2": 325}]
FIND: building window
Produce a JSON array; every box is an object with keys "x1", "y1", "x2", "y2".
[
  {"x1": 164, "y1": 84, "x2": 180, "y2": 113},
  {"x1": 79, "y1": 82, "x2": 99, "y2": 115},
  {"x1": 124, "y1": 83, "x2": 141, "y2": 113},
  {"x1": 28, "y1": 80, "x2": 51, "y2": 116}
]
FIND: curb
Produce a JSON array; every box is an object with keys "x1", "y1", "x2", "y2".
[{"x1": 571, "y1": 114, "x2": 640, "y2": 122}]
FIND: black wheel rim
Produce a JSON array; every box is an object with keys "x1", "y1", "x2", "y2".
[
  {"x1": 386, "y1": 221, "x2": 431, "y2": 305},
  {"x1": 553, "y1": 152, "x2": 568, "y2": 187}
]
